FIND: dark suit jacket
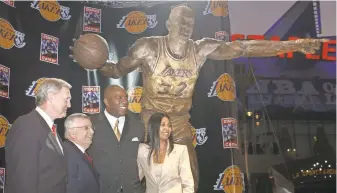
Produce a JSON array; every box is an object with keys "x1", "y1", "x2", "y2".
[
  {"x1": 63, "y1": 140, "x2": 100, "y2": 193},
  {"x1": 87, "y1": 112, "x2": 145, "y2": 193},
  {"x1": 5, "y1": 110, "x2": 67, "y2": 193}
]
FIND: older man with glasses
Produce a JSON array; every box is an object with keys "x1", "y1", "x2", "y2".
[{"x1": 63, "y1": 113, "x2": 100, "y2": 193}]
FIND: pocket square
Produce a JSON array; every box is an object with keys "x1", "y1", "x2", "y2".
[{"x1": 131, "y1": 137, "x2": 139, "y2": 142}]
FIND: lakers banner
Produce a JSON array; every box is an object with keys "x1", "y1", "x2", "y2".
[
  {"x1": 0, "y1": 167, "x2": 4, "y2": 193},
  {"x1": 26, "y1": 78, "x2": 47, "y2": 97},
  {"x1": 214, "y1": 165, "x2": 245, "y2": 193},
  {"x1": 82, "y1": 86, "x2": 100, "y2": 114},
  {"x1": 208, "y1": 73, "x2": 236, "y2": 102},
  {"x1": 191, "y1": 127, "x2": 208, "y2": 148},
  {"x1": 116, "y1": 11, "x2": 158, "y2": 34},
  {"x1": 203, "y1": 0, "x2": 229, "y2": 17},
  {"x1": 40, "y1": 33, "x2": 59, "y2": 65},
  {"x1": 221, "y1": 118, "x2": 238, "y2": 149},
  {"x1": 0, "y1": 115, "x2": 10, "y2": 148},
  {"x1": 0, "y1": 64, "x2": 10, "y2": 99},
  {"x1": 0, "y1": 18, "x2": 25, "y2": 49},
  {"x1": 30, "y1": 0, "x2": 71, "y2": 22},
  {"x1": 83, "y1": 6, "x2": 101, "y2": 33},
  {"x1": 127, "y1": 86, "x2": 143, "y2": 113}
]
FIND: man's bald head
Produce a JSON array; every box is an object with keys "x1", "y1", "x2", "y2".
[
  {"x1": 104, "y1": 85, "x2": 125, "y2": 99},
  {"x1": 104, "y1": 85, "x2": 128, "y2": 117}
]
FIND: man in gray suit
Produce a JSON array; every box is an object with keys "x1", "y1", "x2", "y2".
[
  {"x1": 5, "y1": 78, "x2": 72, "y2": 193},
  {"x1": 63, "y1": 113, "x2": 99, "y2": 193},
  {"x1": 88, "y1": 85, "x2": 145, "y2": 193}
]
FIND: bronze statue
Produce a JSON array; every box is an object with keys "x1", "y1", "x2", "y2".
[{"x1": 70, "y1": 6, "x2": 325, "y2": 191}]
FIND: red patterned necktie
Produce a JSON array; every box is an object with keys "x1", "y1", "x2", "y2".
[
  {"x1": 84, "y1": 152, "x2": 93, "y2": 165},
  {"x1": 51, "y1": 124, "x2": 57, "y2": 136}
]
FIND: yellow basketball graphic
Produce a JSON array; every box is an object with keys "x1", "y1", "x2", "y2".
[
  {"x1": 210, "y1": 0, "x2": 228, "y2": 17},
  {"x1": 33, "y1": 78, "x2": 47, "y2": 95},
  {"x1": 191, "y1": 126, "x2": 197, "y2": 147},
  {"x1": 127, "y1": 86, "x2": 143, "y2": 113},
  {"x1": 221, "y1": 165, "x2": 245, "y2": 193},
  {"x1": 124, "y1": 11, "x2": 148, "y2": 34},
  {"x1": 0, "y1": 18, "x2": 16, "y2": 49},
  {"x1": 0, "y1": 115, "x2": 10, "y2": 147},
  {"x1": 215, "y1": 73, "x2": 236, "y2": 101},
  {"x1": 38, "y1": 0, "x2": 61, "y2": 22}
]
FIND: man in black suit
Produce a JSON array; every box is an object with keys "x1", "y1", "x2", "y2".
[
  {"x1": 63, "y1": 113, "x2": 99, "y2": 193},
  {"x1": 5, "y1": 78, "x2": 72, "y2": 193},
  {"x1": 87, "y1": 85, "x2": 145, "y2": 193}
]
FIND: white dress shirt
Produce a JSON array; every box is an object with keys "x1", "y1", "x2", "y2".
[
  {"x1": 104, "y1": 109, "x2": 125, "y2": 134},
  {"x1": 35, "y1": 106, "x2": 64, "y2": 154},
  {"x1": 73, "y1": 142, "x2": 85, "y2": 153}
]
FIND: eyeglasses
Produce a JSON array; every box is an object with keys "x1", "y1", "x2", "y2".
[{"x1": 71, "y1": 125, "x2": 95, "y2": 131}]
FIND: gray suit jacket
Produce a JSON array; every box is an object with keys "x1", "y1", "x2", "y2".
[
  {"x1": 64, "y1": 140, "x2": 100, "y2": 193},
  {"x1": 5, "y1": 110, "x2": 67, "y2": 193},
  {"x1": 87, "y1": 112, "x2": 145, "y2": 193}
]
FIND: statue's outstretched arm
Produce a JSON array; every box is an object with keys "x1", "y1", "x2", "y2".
[
  {"x1": 195, "y1": 38, "x2": 326, "y2": 60},
  {"x1": 99, "y1": 37, "x2": 151, "y2": 78}
]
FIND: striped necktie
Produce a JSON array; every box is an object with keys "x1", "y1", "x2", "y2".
[
  {"x1": 84, "y1": 152, "x2": 93, "y2": 165},
  {"x1": 51, "y1": 124, "x2": 57, "y2": 136},
  {"x1": 113, "y1": 119, "x2": 121, "y2": 141}
]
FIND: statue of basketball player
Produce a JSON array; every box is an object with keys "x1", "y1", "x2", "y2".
[{"x1": 70, "y1": 6, "x2": 325, "y2": 191}]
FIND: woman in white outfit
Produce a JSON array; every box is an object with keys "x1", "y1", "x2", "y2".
[{"x1": 137, "y1": 113, "x2": 194, "y2": 193}]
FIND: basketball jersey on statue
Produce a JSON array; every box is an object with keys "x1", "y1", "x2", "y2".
[{"x1": 142, "y1": 37, "x2": 199, "y2": 114}]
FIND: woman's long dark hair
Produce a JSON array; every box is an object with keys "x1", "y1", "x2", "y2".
[{"x1": 146, "y1": 113, "x2": 174, "y2": 165}]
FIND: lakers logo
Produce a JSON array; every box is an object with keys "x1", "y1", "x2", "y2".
[
  {"x1": 0, "y1": 18, "x2": 26, "y2": 49},
  {"x1": 208, "y1": 73, "x2": 236, "y2": 101},
  {"x1": 191, "y1": 126, "x2": 197, "y2": 147},
  {"x1": 127, "y1": 86, "x2": 143, "y2": 113},
  {"x1": 30, "y1": 0, "x2": 71, "y2": 22},
  {"x1": 214, "y1": 165, "x2": 245, "y2": 193},
  {"x1": 0, "y1": 115, "x2": 10, "y2": 148},
  {"x1": 117, "y1": 11, "x2": 158, "y2": 34},
  {"x1": 26, "y1": 78, "x2": 47, "y2": 97},
  {"x1": 203, "y1": 0, "x2": 229, "y2": 17}
]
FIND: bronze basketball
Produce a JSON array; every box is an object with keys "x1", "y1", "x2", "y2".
[{"x1": 73, "y1": 33, "x2": 109, "y2": 69}]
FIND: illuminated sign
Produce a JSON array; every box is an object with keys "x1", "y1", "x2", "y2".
[{"x1": 231, "y1": 34, "x2": 336, "y2": 61}]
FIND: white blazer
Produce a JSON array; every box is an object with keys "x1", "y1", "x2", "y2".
[{"x1": 137, "y1": 143, "x2": 194, "y2": 193}]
